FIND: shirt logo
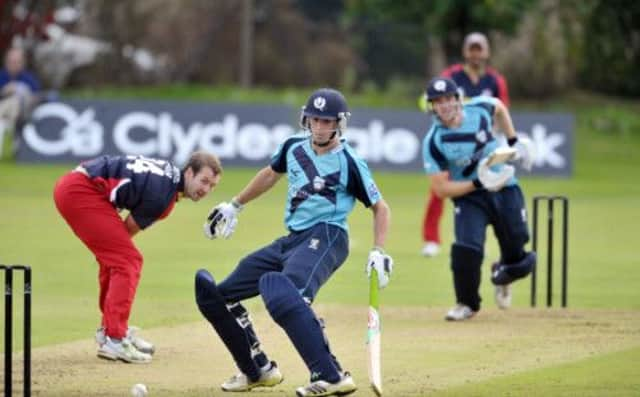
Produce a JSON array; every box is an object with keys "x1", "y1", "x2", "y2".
[
  {"x1": 308, "y1": 238, "x2": 320, "y2": 250},
  {"x1": 476, "y1": 129, "x2": 488, "y2": 143},
  {"x1": 313, "y1": 97, "x2": 327, "y2": 110},
  {"x1": 312, "y1": 176, "x2": 325, "y2": 191}
]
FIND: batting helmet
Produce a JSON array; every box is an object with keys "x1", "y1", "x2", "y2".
[
  {"x1": 300, "y1": 88, "x2": 351, "y2": 131},
  {"x1": 425, "y1": 77, "x2": 460, "y2": 102}
]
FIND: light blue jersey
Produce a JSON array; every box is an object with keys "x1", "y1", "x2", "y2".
[
  {"x1": 422, "y1": 96, "x2": 517, "y2": 185},
  {"x1": 270, "y1": 134, "x2": 381, "y2": 232}
]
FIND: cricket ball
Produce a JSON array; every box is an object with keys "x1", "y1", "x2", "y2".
[{"x1": 131, "y1": 383, "x2": 148, "y2": 396}]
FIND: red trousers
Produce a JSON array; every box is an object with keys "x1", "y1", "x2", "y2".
[
  {"x1": 53, "y1": 171, "x2": 142, "y2": 339},
  {"x1": 422, "y1": 189, "x2": 444, "y2": 243}
]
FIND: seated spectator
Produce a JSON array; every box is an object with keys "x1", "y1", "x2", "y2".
[{"x1": 0, "y1": 47, "x2": 42, "y2": 156}]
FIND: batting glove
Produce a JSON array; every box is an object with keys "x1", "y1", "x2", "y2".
[
  {"x1": 366, "y1": 247, "x2": 393, "y2": 289},
  {"x1": 509, "y1": 136, "x2": 536, "y2": 171},
  {"x1": 477, "y1": 157, "x2": 515, "y2": 192},
  {"x1": 203, "y1": 199, "x2": 243, "y2": 240}
]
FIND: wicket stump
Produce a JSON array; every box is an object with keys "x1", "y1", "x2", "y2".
[
  {"x1": 1, "y1": 265, "x2": 31, "y2": 397},
  {"x1": 530, "y1": 196, "x2": 569, "y2": 308}
]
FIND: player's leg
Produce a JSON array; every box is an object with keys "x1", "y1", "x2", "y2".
[
  {"x1": 490, "y1": 186, "x2": 536, "y2": 286},
  {"x1": 260, "y1": 224, "x2": 356, "y2": 395},
  {"x1": 422, "y1": 189, "x2": 444, "y2": 257},
  {"x1": 53, "y1": 172, "x2": 151, "y2": 363},
  {"x1": 195, "y1": 243, "x2": 284, "y2": 391},
  {"x1": 447, "y1": 195, "x2": 488, "y2": 320}
]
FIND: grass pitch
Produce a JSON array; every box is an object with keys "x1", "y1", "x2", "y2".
[{"x1": 1, "y1": 92, "x2": 639, "y2": 395}]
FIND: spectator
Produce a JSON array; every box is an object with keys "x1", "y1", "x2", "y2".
[
  {"x1": 422, "y1": 32, "x2": 510, "y2": 257},
  {"x1": 0, "y1": 47, "x2": 41, "y2": 156}
]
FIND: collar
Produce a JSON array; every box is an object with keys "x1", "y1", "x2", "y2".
[
  {"x1": 177, "y1": 171, "x2": 185, "y2": 200},
  {"x1": 463, "y1": 63, "x2": 486, "y2": 79}
]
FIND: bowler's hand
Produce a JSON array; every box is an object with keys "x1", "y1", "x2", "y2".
[{"x1": 366, "y1": 248, "x2": 393, "y2": 289}]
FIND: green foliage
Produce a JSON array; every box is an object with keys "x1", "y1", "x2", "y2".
[
  {"x1": 346, "y1": 0, "x2": 537, "y2": 69},
  {"x1": 580, "y1": 0, "x2": 640, "y2": 96}
]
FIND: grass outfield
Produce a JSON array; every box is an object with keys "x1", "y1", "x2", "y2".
[{"x1": 1, "y1": 93, "x2": 639, "y2": 395}]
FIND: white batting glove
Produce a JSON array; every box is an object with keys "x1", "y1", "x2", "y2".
[
  {"x1": 203, "y1": 199, "x2": 243, "y2": 240},
  {"x1": 477, "y1": 157, "x2": 515, "y2": 192},
  {"x1": 512, "y1": 136, "x2": 536, "y2": 171},
  {"x1": 366, "y1": 248, "x2": 393, "y2": 289}
]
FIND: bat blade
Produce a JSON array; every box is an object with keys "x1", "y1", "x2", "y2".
[
  {"x1": 486, "y1": 146, "x2": 518, "y2": 166},
  {"x1": 367, "y1": 269, "x2": 382, "y2": 396}
]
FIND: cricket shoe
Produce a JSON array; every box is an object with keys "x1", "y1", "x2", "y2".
[
  {"x1": 295, "y1": 372, "x2": 357, "y2": 397},
  {"x1": 421, "y1": 241, "x2": 441, "y2": 257},
  {"x1": 221, "y1": 361, "x2": 283, "y2": 392},
  {"x1": 97, "y1": 336, "x2": 152, "y2": 364},
  {"x1": 96, "y1": 326, "x2": 155, "y2": 355},
  {"x1": 445, "y1": 304, "x2": 476, "y2": 321},
  {"x1": 491, "y1": 262, "x2": 513, "y2": 309},
  {"x1": 494, "y1": 284, "x2": 512, "y2": 309}
]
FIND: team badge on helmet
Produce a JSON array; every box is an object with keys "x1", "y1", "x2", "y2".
[
  {"x1": 425, "y1": 77, "x2": 460, "y2": 102},
  {"x1": 299, "y1": 88, "x2": 351, "y2": 132},
  {"x1": 313, "y1": 96, "x2": 327, "y2": 111}
]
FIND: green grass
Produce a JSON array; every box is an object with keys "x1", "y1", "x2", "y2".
[
  {"x1": 433, "y1": 347, "x2": 640, "y2": 396},
  {"x1": 1, "y1": 89, "x2": 639, "y2": 394}
]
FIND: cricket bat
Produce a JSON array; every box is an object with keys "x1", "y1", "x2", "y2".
[
  {"x1": 367, "y1": 269, "x2": 383, "y2": 396},
  {"x1": 486, "y1": 146, "x2": 518, "y2": 166}
]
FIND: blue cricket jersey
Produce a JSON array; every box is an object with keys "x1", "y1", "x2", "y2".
[
  {"x1": 270, "y1": 134, "x2": 381, "y2": 232},
  {"x1": 80, "y1": 155, "x2": 183, "y2": 229},
  {"x1": 422, "y1": 96, "x2": 517, "y2": 185}
]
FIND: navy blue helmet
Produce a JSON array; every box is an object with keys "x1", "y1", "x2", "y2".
[
  {"x1": 300, "y1": 88, "x2": 351, "y2": 132},
  {"x1": 425, "y1": 77, "x2": 460, "y2": 102}
]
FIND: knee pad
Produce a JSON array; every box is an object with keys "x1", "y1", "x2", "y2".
[
  {"x1": 195, "y1": 269, "x2": 225, "y2": 313},
  {"x1": 259, "y1": 272, "x2": 306, "y2": 322},
  {"x1": 194, "y1": 269, "x2": 262, "y2": 381},
  {"x1": 491, "y1": 251, "x2": 537, "y2": 285}
]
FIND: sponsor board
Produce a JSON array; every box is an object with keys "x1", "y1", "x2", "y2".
[{"x1": 17, "y1": 99, "x2": 573, "y2": 176}]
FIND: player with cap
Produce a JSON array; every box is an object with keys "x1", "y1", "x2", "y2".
[{"x1": 422, "y1": 32, "x2": 511, "y2": 258}]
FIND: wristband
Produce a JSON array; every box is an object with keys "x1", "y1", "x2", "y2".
[
  {"x1": 372, "y1": 246, "x2": 385, "y2": 254},
  {"x1": 507, "y1": 137, "x2": 518, "y2": 146},
  {"x1": 230, "y1": 197, "x2": 244, "y2": 211},
  {"x1": 472, "y1": 178, "x2": 484, "y2": 189}
]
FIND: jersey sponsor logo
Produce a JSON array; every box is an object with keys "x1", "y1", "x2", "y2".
[
  {"x1": 312, "y1": 176, "x2": 325, "y2": 191},
  {"x1": 475, "y1": 129, "x2": 489, "y2": 143},
  {"x1": 367, "y1": 182, "x2": 380, "y2": 200}
]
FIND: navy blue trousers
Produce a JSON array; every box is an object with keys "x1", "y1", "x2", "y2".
[
  {"x1": 450, "y1": 185, "x2": 530, "y2": 310},
  {"x1": 218, "y1": 222, "x2": 349, "y2": 304}
]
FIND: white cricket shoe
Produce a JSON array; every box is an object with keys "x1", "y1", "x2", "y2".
[
  {"x1": 295, "y1": 372, "x2": 357, "y2": 397},
  {"x1": 445, "y1": 304, "x2": 476, "y2": 321},
  {"x1": 495, "y1": 284, "x2": 512, "y2": 309},
  {"x1": 421, "y1": 241, "x2": 441, "y2": 257},
  {"x1": 96, "y1": 326, "x2": 155, "y2": 355},
  {"x1": 97, "y1": 336, "x2": 152, "y2": 364},
  {"x1": 221, "y1": 361, "x2": 283, "y2": 392}
]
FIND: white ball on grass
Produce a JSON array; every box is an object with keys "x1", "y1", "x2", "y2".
[{"x1": 131, "y1": 383, "x2": 148, "y2": 396}]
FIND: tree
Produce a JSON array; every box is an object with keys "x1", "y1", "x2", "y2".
[
  {"x1": 580, "y1": 0, "x2": 640, "y2": 97},
  {"x1": 345, "y1": 0, "x2": 537, "y2": 87}
]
